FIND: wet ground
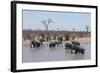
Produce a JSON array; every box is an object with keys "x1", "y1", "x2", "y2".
[{"x1": 22, "y1": 43, "x2": 91, "y2": 63}]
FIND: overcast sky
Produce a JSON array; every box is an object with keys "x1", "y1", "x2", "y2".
[{"x1": 22, "y1": 10, "x2": 91, "y2": 31}]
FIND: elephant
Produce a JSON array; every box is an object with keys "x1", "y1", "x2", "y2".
[
  {"x1": 65, "y1": 43, "x2": 85, "y2": 54},
  {"x1": 72, "y1": 41, "x2": 80, "y2": 46},
  {"x1": 49, "y1": 42, "x2": 56, "y2": 48},
  {"x1": 30, "y1": 40, "x2": 41, "y2": 48},
  {"x1": 72, "y1": 45, "x2": 85, "y2": 54},
  {"x1": 58, "y1": 37, "x2": 63, "y2": 43},
  {"x1": 49, "y1": 41, "x2": 59, "y2": 48},
  {"x1": 65, "y1": 43, "x2": 73, "y2": 49}
]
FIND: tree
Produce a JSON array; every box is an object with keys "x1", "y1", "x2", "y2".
[
  {"x1": 72, "y1": 28, "x2": 75, "y2": 40},
  {"x1": 72, "y1": 28, "x2": 75, "y2": 31},
  {"x1": 41, "y1": 18, "x2": 53, "y2": 41},
  {"x1": 41, "y1": 18, "x2": 53, "y2": 31},
  {"x1": 65, "y1": 35, "x2": 70, "y2": 41},
  {"x1": 85, "y1": 25, "x2": 89, "y2": 32}
]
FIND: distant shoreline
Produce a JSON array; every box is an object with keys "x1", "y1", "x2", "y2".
[{"x1": 22, "y1": 37, "x2": 91, "y2": 46}]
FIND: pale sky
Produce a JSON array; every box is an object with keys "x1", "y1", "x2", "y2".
[{"x1": 22, "y1": 10, "x2": 91, "y2": 31}]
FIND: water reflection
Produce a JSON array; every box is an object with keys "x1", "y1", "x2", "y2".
[{"x1": 22, "y1": 43, "x2": 90, "y2": 63}]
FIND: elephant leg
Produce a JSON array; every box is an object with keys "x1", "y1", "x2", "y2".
[
  {"x1": 49, "y1": 44, "x2": 51, "y2": 48},
  {"x1": 74, "y1": 50, "x2": 77, "y2": 54},
  {"x1": 33, "y1": 44, "x2": 36, "y2": 48},
  {"x1": 38, "y1": 43, "x2": 40, "y2": 47},
  {"x1": 54, "y1": 45, "x2": 56, "y2": 47},
  {"x1": 36, "y1": 43, "x2": 38, "y2": 48},
  {"x1": 81, "y1": 50, "x2": 84, "y2": 54}
]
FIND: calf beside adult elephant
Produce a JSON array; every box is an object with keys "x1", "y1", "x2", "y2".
[
  {"x1": 65, "y1": 42, "x2": 85, "y2": 54},
  {"x1": 72, "y1": 45, "x2": 85, "y2": 54}
]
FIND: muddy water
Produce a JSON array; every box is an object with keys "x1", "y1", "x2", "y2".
[{"x1": 22, "y1": 43, "x2": 91, "y2": 63}]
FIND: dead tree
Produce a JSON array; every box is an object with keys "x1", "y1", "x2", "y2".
[
  {"x1": 41, "y1": 18, "x2": 52, "y2": 31},
  {"x1": 85, "y1": 25, "x2": 89, "y2": 32},
  {"x1": 72, "y1": 28, "x2": 76, "y2": 40},
  {"x1": 41, "y1": 18, "x2": 53, "y2": 41}
]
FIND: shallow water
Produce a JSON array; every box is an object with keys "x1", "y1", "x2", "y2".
[{"x1": 22, "y1": 43, "x2": 91, "y2": 63}]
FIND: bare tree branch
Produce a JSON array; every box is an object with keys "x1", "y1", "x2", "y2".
[
  {"x1": 41, "y1": 18, "x2": 53, "y2": 41},
  {"x1": 41, "y1": 18, "x2": 53, "y2": 31}
]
